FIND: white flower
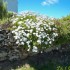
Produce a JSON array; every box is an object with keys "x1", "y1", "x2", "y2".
[
  {"x1": 26, "y1": 33, "x2": 30, "y2": 37},
  {"x1": 31, "y1": 22, "x2": 36, "y2": 26},
  {"x1": 33, "y1": 33, "x2": 36, "y2": 35},
  {"x1": 12, "y1": 26, "x2": 16, "y2": 29},
  {"x1": 20, "y1": 39, "x2": 22, "y2": 41},
  {"x1": 37, "y1": 39, "x2": 41, "y2": 44},
  {"x1": 12, "y1": 18, "x2": 18, "y2": 24},
  {"x1": 42, "y1": 36, "x2": 46, "y2": 38},
  {"x1": 30, "y1": 40, "x2": 32, "y2": 42},
  {"x1": 49, "y1": 41, "x2": 52, "y2": 44},
  {"x1": 48, "y1": 22, "x2": 54, "y2": 25},
  {"x1": 45, "y1": 41, "x2": 48, "y2": 45},
  {"x1": 47, "y1": 37, "x2": 51, "y2": 41},
  {"x1": 21, "y1": 42, "x2": 24, "y2": 45},
  {"x1": 44, "y1": 26, "x2": 46, "y2": 29},
  {"x1": 23, "y1": 37, "x2": 27, "y2": 42},
  {"x1": 46, "y1": 24, "x2": 49, "y2": 27},
  {"x1": 37, "y1": 22, "x2": 42, "y2": 26},
  {"x1": 38, "y1": 35, "x2": 41, "y2": 38},
  {"x1": 36, "y1": 33, "x2": 38, "y2": 37},
  {"x1": 36, "y1": 27, "x2": 40, "y2": 31},
  {"x1": 12, "y1": 30, "x2": 16, "y2": 33},
  {"x1": 26, "y1": 41, "x2": 30, "y2": 44},
  {"x1": 23, "y1": 32, "x2": 27, "y2": 36},
  {"x1": 18, "y1": 21, "x2": 23, "y2": 24},
  {"x1": 16, "y1": 40, "x2": 19, "y2": 44},
  {"x1": 53, "y1": 33, "x2": 58, "y2": 37},
  {"x1": 14, "y1": 36, "x2": 19, "y2": 39},
  {"x1": 29, "y1": 29, "x2": 33, "y2": 33},
  {"x1": 17, "y1": 26, "x2": 22, "y2": 30},
  {"x1": 53, "y1": 28, "x2": 57, "y2": 31},
  {"x1": 32, "y1": 46, "x2": 38, "y2": 52},
  {"x1": 51, "y1": 38, "x2": 54, "y2": 41},
  {"x1": 20, "y1": 18, "x2": 23, "y2": 20},
  {"x1": 28, "y1": 45, "x2": 30, "y2": 47},
  {"x1": 48, "y1": 27, "x2": 52, "y2": 30}
]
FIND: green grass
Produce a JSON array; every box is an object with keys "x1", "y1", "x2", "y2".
[
  {"x1": 12, "y1": 64, "x2": 70, "y2": 70},
  {"x1": 14, "y1": 64, "x2": 35, "y2": 70}
]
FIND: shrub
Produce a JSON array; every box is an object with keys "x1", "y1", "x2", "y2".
[
  {"x1": 12, "y1": 12, "x2": 58, "y2": 53},
  {"x1": 7, "y1": 11, "x2": 14, "y2": 18},
  {"x1": 0, "y1": 0, "x2": 7, "y2": 19},
  {"x1": 54, "y1": 15, "x2": 70, "y2": 47}
]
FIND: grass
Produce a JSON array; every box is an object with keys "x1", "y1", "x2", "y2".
[
  {"x1": 12, "y1": 64, "x2": 70, "y2": 70},
  {"x1": 0, "y1": 19, "x2": 8, "y2": 24},
  {"x1": 14, "y1": 64, "x2": 35, "y2": 70},
  {"x1": 10, "y1": 59, "x2": 70, "y2": 70}
]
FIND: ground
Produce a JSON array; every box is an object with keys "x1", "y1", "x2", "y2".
[{"x1": 0, "y1": 48, "x2": 70, "y2": 70}]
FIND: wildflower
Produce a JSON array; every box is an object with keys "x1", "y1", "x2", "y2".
[
  {"x1": 18, "y1": 21, "x2": 23, "y2": 24},
  {"x1": 37, "y1": 39, "x2": 41, "y2": 44},
  {"x1": 32, "y1": 46, "x2": 38, "y2": 52}
]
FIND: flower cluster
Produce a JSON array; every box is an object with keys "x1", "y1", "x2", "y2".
[{"x1": 12, "y1": 11, "x2": 58, "y2": 53}]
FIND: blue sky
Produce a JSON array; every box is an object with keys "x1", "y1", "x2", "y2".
[{"x1": 18, "y1": 0, "x2": 70, "y2": 18}]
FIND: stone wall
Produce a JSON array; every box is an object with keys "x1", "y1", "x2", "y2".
[
  {"x1": 0, "y1": 29, "x2": 70, "y2": 62},
  {"x1": 0, "y1": 29, "x2": 21, "y2": 61}
]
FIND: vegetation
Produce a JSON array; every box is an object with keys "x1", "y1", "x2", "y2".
[
  {"x1": 0, "y1": 1, "x2": 70, "y2": 69},
  {"x1": 11, "y1": 14, "x2": 70, "y2": 70},
  {"x1": 0, "y1": 0, "x2": 7, "y2": 19},
  {"x1": 11, "y1": 12, "x2": 58, "y2": 53},
  {"x1": 0, "y1": 0, "x2": 14, "y2": 26},
  {"x1": 54, "y1": 15, "x2": 70, "y2": 47}
]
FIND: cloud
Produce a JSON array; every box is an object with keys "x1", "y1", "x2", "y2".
[{"x1": 41, "y1": 0, "x2": 58, "y2": 6}]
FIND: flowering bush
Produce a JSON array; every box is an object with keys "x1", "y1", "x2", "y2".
[{"x1": 12, "y1": 12, "x2": 58, "y2": 53}]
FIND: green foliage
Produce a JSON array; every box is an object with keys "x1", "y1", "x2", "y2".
[
  {"x1": 15, "y1": 65, "x2": 35, "y2": 70},
  {"x1": 0, "y1": 18, "x2": 8, "y2": 24},
  {"x1": 0, "y1": 0, "x2": 7, "y2": 19},
  {"x1": 0, "y1": 7, "x2": 70, "y2": 52},
  {"x1": 7, "y1": 11, "x2": 14, "y2": 18},
  {"x1": 54, "y1": 15, "x2": 70, "y2": 46},
  {"x1": 59, "y1": 15, "x2": 70, "y2": 35},
  {"x1": 0, "y1": 0, "x2": 14, "y2": 30},
  {"x1": 12, "y1": 12, "x2": 58, "y2": 53}
]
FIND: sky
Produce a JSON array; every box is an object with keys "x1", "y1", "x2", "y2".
[{"x1": 18, "y1": 0, "x2": 70, "y2": 18}]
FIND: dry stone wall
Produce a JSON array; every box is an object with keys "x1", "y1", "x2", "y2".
[
  {"x1": 0, "y1": 29, "x2": 70, "y2": 62},
  {"x1": 0, "y1": 29, "x2": 21, "y2": 61}
]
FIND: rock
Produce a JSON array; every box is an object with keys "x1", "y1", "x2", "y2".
[
  {"x1": 8, "y1": 50, "x2": 20, "y2": 61},
  {"x1": 0, "y1": 51, "x2": 8, "y2": 61},
  {"x1": 0, "y1": 29, "x2": 18, "y2": 61},
  {"x1": 0, "y1": 29, "x2": 29, "y2": 61},
  {"x1": 20, "y1": 53, "x2": 28, "y2": 59},
  {"x1": 0, "y1": 34, "x2": 4, "y2": 41}
]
